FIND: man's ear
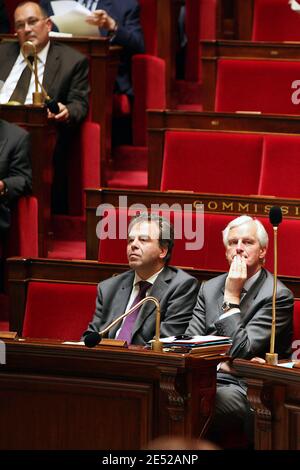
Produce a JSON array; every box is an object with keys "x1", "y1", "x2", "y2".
[{"x1": 159, "y1": 246, "x2": 168, "y2": 260}]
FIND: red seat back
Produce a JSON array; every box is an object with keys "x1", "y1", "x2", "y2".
[
  {"x1": 293, "y1": 299, "x2": 300, "y2": 342},
  {"x1": 22, "y1": 281, "x2": 97, "y2": 340},
  {"x1": 185, "y1": 0, "x2": 217, "y2": 81},
  {"x1": 138, "y1": 0, "x2": 158, "y2": 55},
  {"x1": 215, "y1": 59, "x2": 300, "y2": 115},
  {"x1": 160, "y1": 130, "x2": 263, "y2": 194},
  {"x1": 68, "y1": 121, "x2": 101, "y2": 215},
  {"x1": 252, "y1": 0, "x2": 300, "y2": 41},
  {"x1": 259, "y1": 134, "x2": 300, "y2": 198},
  {"x1": 5, "y1": 196, "x2": 38, "y2": 258}
]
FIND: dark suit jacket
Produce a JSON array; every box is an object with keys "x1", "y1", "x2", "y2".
[
  {"x1": 40, "y1": 0, "x2": 144, "y2": 95},
  {"x1": 0, "y1": 0, "x2": 9, "y2": 33},
  {"x1": 186, "y1": 269, "x2": 294, "y2": 359},
  {"x1": 0, "y1": 120, "x2": 32, "y2": 232},
  {"x1": 83, "y1": 266, "x2": 199, "y2": 345},
  {"x1": 0, "y1": 41, "x2": 89, "y2": 124}
]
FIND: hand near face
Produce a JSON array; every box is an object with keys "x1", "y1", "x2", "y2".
[{"x1": 224, "y1": 254, "x2": 247, "y2": 303}]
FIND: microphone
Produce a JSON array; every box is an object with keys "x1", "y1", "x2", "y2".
[
  {"x1": 266, "y1": 206, "x2": 283, "y2": 365},
  {"x1": 84, "y1": 296, "x2": 163, "y2": 352},
  {"x1": 21, "y1": 41, "x2": 60, "y2": 114}
]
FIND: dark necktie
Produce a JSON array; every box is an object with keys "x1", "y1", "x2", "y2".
[
  {"x1": 9, "y1": 56, "x2": 34, "y2": 104},
  {"x1": 117, "y1": 281, "x2": 151, "y2": 344}
]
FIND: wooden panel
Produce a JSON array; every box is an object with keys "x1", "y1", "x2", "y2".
[
  {"x1": 234, "y1": 359, "x2": 300, "y2": 450},
  {"x1": 0, "y1": 339, "x2": 220, "y2": 449}
]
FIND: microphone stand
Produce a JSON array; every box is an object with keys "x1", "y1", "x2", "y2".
[
  {"x1": 98, "y1": 296, "x2": 163, "y2": 352},
  {"x1": 265, "y1": 224, "x2": 279, "y2": 365}
]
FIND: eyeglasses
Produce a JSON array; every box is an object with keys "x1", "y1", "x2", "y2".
[{"x1": 15, "y1": 17, "x2": 46, "y2": 31}]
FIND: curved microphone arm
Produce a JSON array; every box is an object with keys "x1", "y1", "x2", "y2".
[{"x1": 99, "y1": 296, "x2": 163, "y2": 352}]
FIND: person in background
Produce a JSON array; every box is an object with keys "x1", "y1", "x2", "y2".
[
  {"x1": 186, "y1": 215, "x2": 294, "y2": 447},
  {"x1": 40, "y1": 0, "x2": 144, "y2": 97}
]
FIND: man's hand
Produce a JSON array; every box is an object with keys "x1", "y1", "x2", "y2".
[
  {"x1": 47, "y1": 102, "x2": 70, "y2": 122},
  {"x1": 86, "y1": 10, "x2": 116, "y2": 31},
  {"x1": 224, "y1": 254, "x2": 247, "y2": 304}
]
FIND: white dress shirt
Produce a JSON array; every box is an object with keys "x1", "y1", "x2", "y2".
[{"x1": 0, "y1": 41, "x2": 50, "y2": 105}]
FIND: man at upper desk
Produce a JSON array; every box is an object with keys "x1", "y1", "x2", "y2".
[
  {"x1": 0, "y1": 1, "x2": 89, "y2": 124},
  {"x1": 40, "y1": 0, "x2": 145, "y2": 97},
  {"x1": 0, "y1": 119, "x2": 32, "y2": 235},
  {"x1": 186, "y1": 215, "x2": 294, "y2": 447},
  {"x1": 83, "y1": 213, "x2": 199, "y2": 346}
]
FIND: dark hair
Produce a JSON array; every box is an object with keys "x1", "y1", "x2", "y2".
[{"x1": 128, "y1": 213, "x2": 174, "y2": 264}]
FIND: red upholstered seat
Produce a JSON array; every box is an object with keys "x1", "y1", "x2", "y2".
[
  {"x1": 258, "y1": 134, "x2": 300, "y2": 198},
  {"x1": 215, "y1": 59, "x2": 300, "y2": 115},
  {"x1": 68, "y1": 121, "x2": 101, "y2": 216},
  {"x1": 22, "y1": 282, "x2": 97, "y2": 340},
  {"x1": 138, "y1": 0, "x2": 158, "y2": 56},
  {"x1": 5, "y1": 196, "x2": 38, "y2": 258},
  {"x1": 252, "y1": 0, "x2": 300, "y2": 41},
  {"x1": 185, "y1": 0, "x2": 217, "y2": 81},
  {"x1": 160, "y1": 130, "x2": 263, "y2": 194}
]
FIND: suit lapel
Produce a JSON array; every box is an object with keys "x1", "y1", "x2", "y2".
[
  {"x1": 108, "y1": 273, "x2": 134, "y2": 338},
  {"x1": 42, "y1": 43, "x2": 60, "y2": 97},
  {"x1": 0, "y1": 43, "x2": 20, "y2": 82},
  {"x1": 0, "y1": 138, "x2": 7, "y2": 157}
]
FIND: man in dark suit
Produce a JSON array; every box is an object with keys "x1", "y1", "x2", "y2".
[
  {"x1": 0, "y1": 119, "x2": 32, "y2": 234},
  {"x1": 0, "y1": 2, "x2": 89, "y2": 124},
  {"x1": 0, "y1": 2, "x2": 90, "y2": 212},
  {"x1": 186, "y1": 215, "x2": 294, "y2": 447},
  {"x1": 83, "y1": 213, "x2": 199, "y2": 346},
  {"x1": 40, "y1": 0, "x2": 144, "y2": 97}
]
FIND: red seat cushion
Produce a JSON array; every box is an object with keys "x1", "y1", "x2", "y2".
[
  {"x1": 22, "y1": 282, "x2": 97, "y2": 341},
  {"x1": 215, "y1": 59, "x2": 300, "y2": 115},
  {"x1": 252, "y1": 0, "x2": 300, "y2": 41},
  {"x1": 259, "y1": 134, "x2": 300, "y2": 198},
  {"x1": 161, "y1": 130, "x2": 263, "y2": 194}
]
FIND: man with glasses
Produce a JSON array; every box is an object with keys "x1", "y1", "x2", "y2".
[
  {"x1": 40, "y1": 0, "x2": 144, "y2": 98},
  {"x1": 0, "y1": 1, "x2": 89, "y2": 124},
  {"x1": 0, "y1": 2, "x2": 90, "y2": 212}
]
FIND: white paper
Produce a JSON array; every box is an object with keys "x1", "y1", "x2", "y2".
[
  {"x1": 159, "y1": 335, "x2": 230, "y2": 344},
  {"x1": 290, "y1": 0, "x2": 300, "y2": 12},
  {"x1": 63, "y1": 341, "x2": 85, "y2": 345},
  {"x1": 50, "y1": 1, "x2": 99, "y2": 36}
]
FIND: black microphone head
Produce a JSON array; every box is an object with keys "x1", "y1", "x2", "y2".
[
  {"x1": 269, "y1": 206, "x2": 282, "y2": 227},
  {"x1": 84, "y1": 332, "x2": 101, "y2": 348},
  {"x1": 45, "y1": 97, "x2": 60, "y2": 114}
]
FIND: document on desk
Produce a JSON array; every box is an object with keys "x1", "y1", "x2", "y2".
[{"x1": 50, "y1": 1, "x2": 99, "y2": 36}]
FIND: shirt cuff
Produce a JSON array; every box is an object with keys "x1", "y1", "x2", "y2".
[{"x1": 219, "y1": 308, "x2": 240, "y2": 320}]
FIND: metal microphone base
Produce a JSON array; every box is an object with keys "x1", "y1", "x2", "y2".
[
  {"x1": 32, "y1": 92, "x2": 44, "y2": 106},
  {"x1": 151, "y1": 339, "x2": 163, "y2": 352},
  {"x1": 265, "y1": 352, "x2": 278, "y2": 365}
]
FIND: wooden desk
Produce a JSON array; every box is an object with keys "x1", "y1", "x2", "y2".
[
  {"x1": 0, "y1": 338, "x2": 221, "y2": 449},
  {"x1": 234, "y1": 359, "x2": 300, "y2": 450},
  {"x1": 0, "y1": 34, "x2": 121, "y2": 185},
  {"x1": 147, "y1": 109, "x2": 300, "y2": 189},
  {"x1": 202, "y1": 40, "x2": 300, "y2": 110},
  {"x1": 0, "y1": 104, "x2": 56, "y2": 257}
]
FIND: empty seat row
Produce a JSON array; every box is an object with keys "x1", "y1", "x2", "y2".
[{"x1": 160, "y1": 130, "x2": 300, "y2": 198}]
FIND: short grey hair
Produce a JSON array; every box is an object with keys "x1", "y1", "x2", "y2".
[
  {"x1": 222, "y1": 215, "x2": 269, "y2": 248},
  {"x1": 128, "y1": 213, "x2": 174, "y2": 264}
]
